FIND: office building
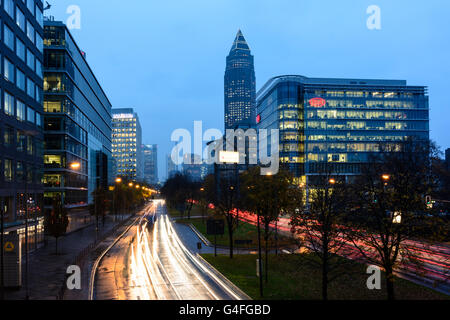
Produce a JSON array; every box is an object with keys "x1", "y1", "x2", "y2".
[
  {"x1": 182, "y1": 153, "x2": 213, "y2": 182},
  {"x1": 112, "y1": 108, "x2": 143, "y2": 181},
  {"x1": 166, "y1": 153, "x2": 178, "y2": 180},
  {"x1": 256, "y1": 75, "x2": 429, "y2": 186},
  {"x1": 446, "y1": 148, "x2": 450, "y2": 171},
  {"x1": 1, "y1": 0, "x2": 45, "y2": 245},
  {"x1": 43, "y1": 19, "x2": 113, "y2": 216},
  {"x1": 143, "y1": 144, "x2": 158, "y2": 185},
  {"x1": 224, "y1": 30, "x2": 256, "y2": 130}
]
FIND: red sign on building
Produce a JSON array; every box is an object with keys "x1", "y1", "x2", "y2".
[
  {"x1": 309, "y1": 97, "x2": 327, "y2": 108},
  {"x1": 256, "y1": 114, "x2": 261, "y2": 124}
]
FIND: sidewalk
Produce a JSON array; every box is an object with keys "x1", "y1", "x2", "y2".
[{"x1": 4, "y1": 215, "x2": 131, "y2": 300}]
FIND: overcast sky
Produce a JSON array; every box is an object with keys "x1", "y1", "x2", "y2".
[{"x1": 46, "y1": 0, "x2": 450, "y2": 181}]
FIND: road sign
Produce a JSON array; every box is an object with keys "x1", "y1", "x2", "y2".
[
  {"x1": 4, "y1": 241, "x2": 14, "y2": 252},
  {"x1": 207, "y1": 219, "x2": 225, "y2": 236}
]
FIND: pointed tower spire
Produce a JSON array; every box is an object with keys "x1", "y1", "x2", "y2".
[
  {"x1": 230, "y1": 29, "x2": 251, "y2": 53},
  {"x1": 225, "y1": 30, "x2": 256, "y2": 130}
]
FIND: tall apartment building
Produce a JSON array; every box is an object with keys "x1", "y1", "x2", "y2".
[
  {"x1": 256, "y1": 75, "x2": 429, "y2": 186},
  {"x1": 1, "y1": 0, "x2": 45, "y2": 245},
  {"x1": 224, "y1": 30, "x2": 256, "y2": 130},
  {"x1": 143, "y1": 144, "x2": 158, "y2": 185},
  {"x1": 112, "y1": 108, "x2": 143, "y2": 181},
  {"x1": 43, "y1": 19, "x2": 113, "y2": 215}
]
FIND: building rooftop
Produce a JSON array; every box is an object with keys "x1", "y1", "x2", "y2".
[
  {"x1": 257, "y1": 75, "x2": 426, "y2": 101},
  {"x1": 229, "y1": 29, "x2": 251, "y2": 53}
]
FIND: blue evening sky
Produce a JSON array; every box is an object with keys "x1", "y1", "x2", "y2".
[{"x1": 46, "y1": 0, "x2": 450, "y2": 181}]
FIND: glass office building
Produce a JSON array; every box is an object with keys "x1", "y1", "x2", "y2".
[
  {"x1": 112, "y1": 108, "x2": 143, "y2": 181},
  {"x1": 143, "y1": 144, "x2": 158, "y2": 185},
  {"x1": 224, "y1": 30, "x2": 256, "y2": 130},
  {"x1": 43, "y1": 19, "x2": 112, "y2": 215},
  {"x1": 0, "y1": 0, "x2": 45, "y2": 246},
  {"x1": 256, "y1": 75, "x2": 429, "y2": 185}
]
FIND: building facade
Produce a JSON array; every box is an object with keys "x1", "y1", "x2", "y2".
[
  {"x1": 446, "y1": 148, "x2": 450, "y2": 171},
  {"x1": 43, "y1": 19, "x2": 113, "y2": 215},
  {"x1": 256, "y1": 75, "x2": 429, "y2": 185},
  {"x1": 1, "y1": 0, "x2": 45, "y2": 245},
  {"x1": 224, "y1": 30, "x2": 256, "y2": 130},
  {"x1": 166, "y1": 153, "x2": 178, "y2": 180},
  {"x1": 143, "y1": 144, "x2": 158, "y2": 185},
  {"x1": 112, "y1": 108, "x2": 143, "y2": 181}
]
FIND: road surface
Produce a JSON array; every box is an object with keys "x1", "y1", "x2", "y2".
[{"x1": 93, "y1": 200, "x2": 246, "y2": 300}]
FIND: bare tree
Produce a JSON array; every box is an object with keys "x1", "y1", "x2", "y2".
[
  {"x1": 345, "y1": 139, "x2": 449, "y2": 300},
  {"x1": 290, "y1": 174, "x2": 353, "y2": 300},
  {"x1": 205, "y1": 172, "x2": 239, "y2": 259},
  {"x1": 241, "y1": 167, "x2": 301, "y2": 284}
]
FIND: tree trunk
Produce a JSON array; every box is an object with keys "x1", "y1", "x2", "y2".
[
  {"x1": 386, "y1": 267, "x2": 395, "y2": 300},
  {"x1": 322, "y1": 252, "x2": 328, "y2": 301},
  {"x1": 322, "y1": 231, "x2": 329, "y2": 301},
  {"x1": 228, "y1": 219, "x2": 234, "y2": 259},
  {"x1": 275, "y1": 221, "x2": 279, "y2": 256},
  {"x1": 264, "y1": 223, "x2": 269, "y2": 283}
]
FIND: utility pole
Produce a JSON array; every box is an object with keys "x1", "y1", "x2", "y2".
[{"x1": 257, "y1": 212, "x2": 263, "y2": 298}]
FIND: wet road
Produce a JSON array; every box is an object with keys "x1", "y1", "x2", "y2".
[{"x1": 94, "y1": 200, "x2": 245, "y2": 300}]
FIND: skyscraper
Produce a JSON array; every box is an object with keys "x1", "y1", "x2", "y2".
[
  {"x1": 112, "y1": 108, "x2": 143, "y2": 181},
  {"x1": 143, "y1": 144, "x2": 158, "y2": 185},
  {"x1": 43, "y1": 19, "x2": 113, "y2": 216},
  {"x1": 166, "y1": 153, "x2": 178, "y2": 180},
  {"x1": 446, "y1": 148, "x2": 450, "y2": 171},
  {"x1": 1, "y1": 0, "x2": 45, "y2": 245},
  {"x1": 224, "y1": 30, "x2": 256, "y2": 130}
]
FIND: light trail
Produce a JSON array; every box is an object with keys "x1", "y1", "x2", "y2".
[{"x1": 126, "y1": 200, "x2": 244, "y2": 300}]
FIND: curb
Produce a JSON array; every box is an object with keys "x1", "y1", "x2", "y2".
[
  {"x1": 88, "y1": 215, "x2": 140, "y2": 300},
  {"x1": 188, "y1": 223, "x2": 212, "y2": 247},
  {"x1": 196, "y1": 254, "x2": 252, "y2": 301}
]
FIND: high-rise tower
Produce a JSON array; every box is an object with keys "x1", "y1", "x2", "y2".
[{"x1": 224, "y1": 30, "x2": 256, "y2": 130}]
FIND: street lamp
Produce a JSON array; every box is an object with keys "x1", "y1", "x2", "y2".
[
  {"x1": 382, "y1": 174, "x2": 390, "y2": 187},
  {"x1": 329, "y1": 178, "x2": 336, "y2": 185},
  {"x1": 69, "y1": 162, "x2": 81, "y2": 170},
  {"x1": 115, "y1": 177, "x2": 122, "y2": 184},
  {"x1": 393, "y1": 212, "x2": 402, "y2": 224}
]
